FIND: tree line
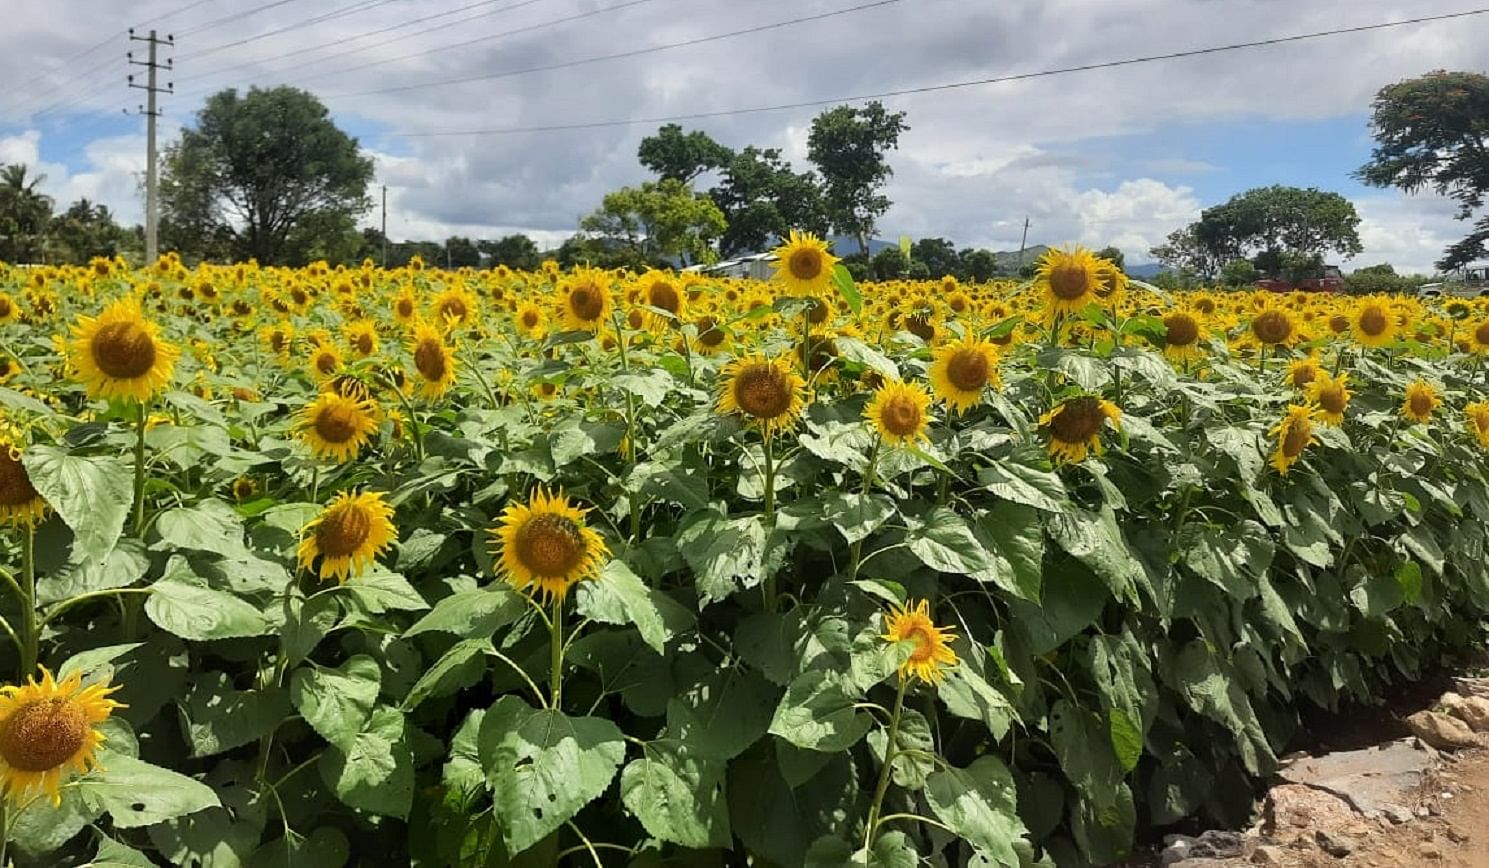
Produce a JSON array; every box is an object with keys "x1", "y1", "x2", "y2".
[{"x1": 0, "y1": 164, "x2": 133, "y2": 265}]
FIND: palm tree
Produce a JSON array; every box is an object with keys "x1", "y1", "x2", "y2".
[{"x1": 0, "y1": 164, "x2": 54, "y2": 263}]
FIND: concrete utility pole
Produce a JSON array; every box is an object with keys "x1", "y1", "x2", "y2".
[
  {"x1": 128, "y1": 29, "x2": 173, "y2": 266},
  {"x1": 381, "y1": 185, "x2": 388, "y2": 267},
  {"x1": 1016, "y1": 216, "x2": 1031, "y2": 270}
]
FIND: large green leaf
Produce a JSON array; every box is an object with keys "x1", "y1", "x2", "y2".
[
  {"x1": 145, "y1": 558, "x2": 273, "y2": 640},
  {"x1": 1046, "y1": 507, "x2": 1144, "y2": 603},
  {"x1": 821, "y1": 490, "x2": 897, "y2": 545},
  {"x1": 1049, "y1": 700, "x2": 1125, "y2": 813},
  {"x1": 906, "y1": 506, "x2": 993, "y2": 574},
  {"x1": 478, "y1": 695, "x2": 626, "y2": 856},
  {"x1": 1178, "y1": 520, "x2": 1273, "y2": 600},
  {"x1": 971, "y1": 501, "x2": 1044, "y2": 601},
  {"x1": 925, "y1": 756, "x2": 1030, "y2": 868},
  {"x1": 979, "y1": 453, "x2": 1070, "y2": 513},
  {"x1": 78, "y1": 752, "x2": 221, "y2": 828},
  {"x1": 676, "y1": 508, "x2": 788, "y2": 605},
  {"x1": 22, "y1": 445, "x2": 131, "y2": 565},
  {"x1": 154, "y1": 499, "x2": 249, "y2": 557},
  {"x1": 404, "y1": 586, "x2": 525, "y2": 638},
  {"x1": 318, "y1": 706, "x2": 414, "y2": 818},
  {"x1": 664, "y1": 667, "x2": 776, "y2": 761},
  {"x1": 291, "y1": 655, "x2": 382, "y2": 748},
  {"x1": 620, "y1": 742, "x2": 731, "y2": 849},
  {"x1": 769, "y1": 670, "x2": 870, "y2": 752},
  {"x1": 576, "y1": 560, "x2": 694, "y2": 653},
  {"x1": 178, "y1": 671, "x2": 289, "y2": 757}
]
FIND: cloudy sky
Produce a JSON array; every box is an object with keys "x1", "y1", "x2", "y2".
[{"x1": 0, "y1": 0, "x2": 1484, "y2": 270}]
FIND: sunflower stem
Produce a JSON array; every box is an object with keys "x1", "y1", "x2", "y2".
[
  {"x1": 864, "y1": 674, "x2": 909, "y2": 851},
  {"x1": 132, "y1": 399, "x2": 148, "y2": 536},
  {"x1": 761, "y1": 432, "x2": 778, "y2": 613},
  {"x1": 847, "y1": 437, "x2": 882, "y2": 581},
  {"x1": 19, "y1": 524, "x2": 35, "y2": 679},
  {"x1": 549, "y1": 597, "x2": 565, "y2": 711}
]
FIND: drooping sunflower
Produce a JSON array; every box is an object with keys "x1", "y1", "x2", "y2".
[
  {"x1": 408, "y1": 323, "x2": 456, "y2": 400},
  {"x1": 1467, "y1": 402, "x2": 1489, "y2": 449},
  {"x1": 0, "y1": 432, "x2": 47, "y2": 526},
  {"x1": 1402, "y1": 380, "x2": 1441, "y2": 424},
  {"x1": 344, "y1": 321, "x2": 380, "y2": 358},
  {"x1": 1035, "y1": 247, "x2": 1102, "y2": 318},
  {"x1": 1270, "y1": 404, "x2": 1317, "y2": 475},
  {"x1": 1350, "y1": 299, "x2": 1398, "y2": 348},
  {"x1": 296, "y1": 393, "x2": 380, "y2": 463},
  {"x1": 772, "y1": 230, "x2": 840, "y2": 297},
  {"x1": 716, "y1": 354, "x2": 806, "y2": 437},
  {"x1": 0, "y1": 666, "x2": 121, "y2": 806},
  {"x1": 490, "y1": 488, "x2": 609, "y2": 603},
  {"x1": 865, "y1": 379, "x2": 932, "y2": 447},
  {"x1": 296, "y1": 490, "x2": 396, "y2": 583},
  {"x1": 1249, "y1": 306, "x2": 1296, "y2": 347},
  {"x1": 559, "y1": 268, "x2": 613, "y2": 332},
  {"x1": 1286, "y1": 356, "x2": 1322, "y2": 389},
  {"x1": 881, "y1": 599, "x2": 958, "y2": 685},
  {"x1": 307, "y1": 343, "x2": 343, "y2": 383},
  {"x1": 1159, "y1": 308, "x2": 1206, "y2": 364},
  {"x1": 1307, "y1": 371, "x2": 1351, "y2": 426},
  {"x1": 68, "y1": 297, "x2": 179, "y2": 401},
  {"x1": 928, "y1": 336, "x2": 1000, "y2": 414},
  {"x1": 514, "y1": 301, "x2": 548, "y2": 339},
  {"x1": 1040, "y1": 395, "x2": 1121, "y2": 464}
]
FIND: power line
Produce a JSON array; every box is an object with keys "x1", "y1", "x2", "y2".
[
  {"x1": 390, "y1": 5, "x2": 1489, "y2": 137},
  {"x1": 177, "y1": 0, "x2": 404, "y2": 62},
  {"x1": 176, "y1": 0, "x2": 307, "y2": 37},
  {"x1": 332, "y1": 0, "x2": 906, "y2": 98},
  {"x1": 151, "y1": 0, "x2": 225, "y2": 26}
]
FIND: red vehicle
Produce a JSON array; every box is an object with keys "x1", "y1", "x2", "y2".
[{"x1": 1255, "y1": 265, "x2": 1344, "y2": 293}]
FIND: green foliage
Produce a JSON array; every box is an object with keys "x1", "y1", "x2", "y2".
[
  {"x1": 638, "y1": 123, "x2": 736, "y2": 184},
  {"x1": 579, "y1": 178, "x2": 726, "y2": 267},
  {"x1": 807, "y1": 101, "x2": 910, "y2": 256}
]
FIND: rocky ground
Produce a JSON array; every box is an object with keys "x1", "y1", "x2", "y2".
[{"x1": 1146, "y1": 676, "x2": 1489, "y2": 868}]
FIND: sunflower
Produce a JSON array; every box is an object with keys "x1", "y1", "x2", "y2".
[
  {"x1": 1467, "y1": 319, "x2": 1489, "y2": 355},
  {"x1": 344, "y1": 321, "x2": 380, "y2": 358},
  {"x1": 514, "y1": 301, "x2": 548, "y2": 339},
  {"x1": 1402, "y1": 380, "x2": 1441, "y2": 424},
  {"x1": 1035, "y1": 247, "x2": 1102, "y2": 318},
  {"x1": 0, "y1": 432, "x2": 47, "y2": 526},
  {"x1": 881, "y1": 599, "x2": 958, "y2": 685},
  {"x1": 392, "y1": 289, "x2": 419, "y2": 325},
  {"x1": 0, "y1": 292, "x2": 18, "y2": 323},
  {"x1": 490, "y1": 488, "x2": 609, "y2": 603},
  {"x1": 1160, "y1": 309, "x2": 1206, "y2": 363},
  {"x1": 0, "y1": 666, "x2": 121, "y2": 806},
  {"x1": 640, "y1": 272, "x2": 685, "y2": 324},
  {"x1": 296, "y1": 490, "x2": 396, "y2": 583},
  {"x1": 1350, "y1": 299, "x2": 1398, "y2": 348},
  {"x1": 560, "y1": 268, "x2": 613, "y2": 332},
  {"x1": 690, "y1": 316, "x2": 728, "y2": 354},
  {"x1": 928, "y1": 336, "x2": 1000, "y2": 414},
  {"x1": 231, "y1": 476, "x2": 258, "y2": 502},
  {"x1": 1040, "y1": 395, "x2": 1121, "y2": 464},
  {"x1": 0, "y1": 358, "x2": 18, "y2": 385},
  {"x1": 772, "y1": 230, "x2": 840, "y2": 297},
  {"x1": 296, "y1": 393, "x2": 379, "y2": 463},
  {"x1": 1307, "y1": 371, "x2": 1351, "y2": 426},
  {"x1": 1286, "y1": 356, "x2": 1322, "y2": 389},
  {"x1": 1249, "y1": 306, "x2": 1296, "y2": 347},
  {"x1": 307, "y1": 343, "x2": 343, "y2": 383},
  {"x1": 716, "y1": 354, "x2": 806, "y2": 437},
  {"x1": 433, "y1": 286, "x2": 478, "y2": 329},
  {"x1": 259, "y1": 323, "x2": 295, "y2": 358},
  {"x1": 1270, "y1": 404, "x2": 1317, "y2": 475},
  {"x1": 1467, "y1": 402, "x2": 1489, "y2": 449},
  {"x1": 68, "y1": 297, "x2": 179, "y2": 402},
  {"x1": 408, "y1": 323, "x2": 456, "y2": 400},
  {"x1": 866, "y1": 379, "x2": 932, "y2": 447}
]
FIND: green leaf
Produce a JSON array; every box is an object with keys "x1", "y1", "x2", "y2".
[
  {"x1": 405, "y1": 586, "x2": 525, "y2": 638},
  {"x1": 280, "y1": 592, "x2": 340, "y2": 668},
  {"x1": 148, "y1": 806, "x2": 261, "y2": 867},
  {"x1": 806, "y1": 831, "x2": 919, "y2": 867},
  {"x1": 247, "y1": 827, "x2": 352, "y2": 868},
  {"x1": 478, "y1": 695, "x2": 626, "y2": 856},
  {"x1": 1163, "y1": 641, "x2": 1276, "y2": 774},
  {"x1": 979, "y1": 455, "x2": 1070, "y2": 513},
  {"x1": 821, "y1": 490, "x2": 897, "y2": 545},
  {"x1": 1396, "y1": 560, "x2": 1424, "y2": 604},
  {"x1": 834, "y1": 336, "x2": 898, "y2": 380},
  {"x1": 1178, "y1": 520, "x2": 1274, "y2": 600},
  {"x1": 145, "y1": 559, "x2": 273, "y2": 640},
  {"x1": 620, "y1": 742, "x2": 731, "y2": 849},
  {"x1": 89, "y1": 838, "x2": 157, "y2": 867},
  {"x1": 1108, "y1": 708, "x2": 1142, "y2": 773},
  {"x1": 291, "y1": 655, "x2": 381, "y2": 749},
  {"x1": 318, "y1": 706, "x2": 414, "y2": 818},
  {"x1": 867, "y1": 706, "x2": 936, "y2": 789},
  {"x1": 769, "y1": 670, "x2": 870, "y2": 752},
  {"x1": 925, "y1": 756, "x2": 1030, "y2": 868},
  {"x1": 664, "y1": 668, "x2": 776, "y2": 761},
  {"x1": 676, "y1": 508, "x2": 787, "y2": 605},
  {"x1": 1046, "y1": 507, "x2": 1143, "y2": 603},
  {"x1": 940, "y1": 662, "x2": 1016, "y2": 740},
  {"x1": 971, "y1": 502, "x2": 1044, "y2": 601},
  {"x1": 178, "y1": 671, "x2": 289, "y2": 757},
  {"x1": 154, "y1": 499, "x2": 249, "y2": 556},
  {"x1": 39, "y1": 538, "x2": 148, "y2": 606},
  {"x1": 339, "y1": 570, "x2": 429, "y2": 614},
  {"x1": 832, "y1": 263, "x2": 862, "y2": 314},
  {"x1": 21, "y1": 445, "x2": 131, "y2": 565},
  {"x1": 576, "y1": 560, "x2": 694, "y2": 654},
  {"x1": 78, "y1": 752, "x2": 220, "y2": 828},
  {"x1": 1049, "y1": 700, "x2": 1125, "y2": 813},
  {"x1": 612, "y1": 370, "x2": 674, "y2": 404},
  {"x1": 8, "y1": 782, "x2": 100, "y2": 856},
  {"x1": 907, "y1": 506, "x2": 993, "y2": 574},
  {"x1": 404, "y1": 638, "x2": 489, "y2": 710}
]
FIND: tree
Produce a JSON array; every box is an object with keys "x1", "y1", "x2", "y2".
[
  {"x1": 1219, "y1": 258, "x2": 1257, "y2": 288},
  {"x1": 807, "y1": 101, "x2": 909, "y2": 255},
  {"x1": 160, "y1": 86, "x2": 374, "y2": 264},
  {"x1": 709, "y1": 146, "x2": 828, "y2": 257},
  {"x1": 49, "y1": 199, "x2": 126, "y2": 263},
  {"x1": 1153, "y1": 186, "x2": 1361, "y2": 280},
  {"x1": 0, "y1": 164, "x2": 54, "y2": 263},
  {"x1": 1150, "y1": 225, "x2": 1224, "y2": 279},
  {"x1": 911, "y1": 237, "x2": 961, "y2": 278},
  {"x1": 443, "y1": 236, "x2": 481, "y2": 268},
  {"x1": 637, "y1": 124, "x2": 735, "y2": 184},
  {"x1": 1094, "y1": 245, "x2": 1126, "y2": 271},
  {"x1": 871, "y1": 246, "x2": 908, "y2": 280},
  {"x1": 579, "y1": 178, "x2": 726, "y2": 267},
  {"x1": 1357, "y1": 71, "x2": 1489, "y2": 270},
  {"x1": 481, "y1": 234, "x2": 541, "y2": 270}
]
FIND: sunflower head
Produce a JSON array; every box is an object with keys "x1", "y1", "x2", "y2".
[
  {"x1": 1307, "y1": 371, "x2": 1351, "y2": 426},
  {"x1": 1286, "y1": 356, "x2": 1321, "y2": 389},
  {"x1": 408, "y1": 323, "x2": 456, "y2": 400},
  {"x1": 1269, "y1": 404, "x2": 1317, "y2": 475},
  {"x1": 297, "y1": 490, "x2": 397, "y2": 583},
  {"x1": 881, "y1": 599, "x2": 958, "y2": 685},
  {"x1": 716, "y1": 354, "x2": 806, "y2": 437},
  {"x1": 1036, "y1": 247, "x2": 1102, "y2": 318},
  {"x1": 308, "y1": 344, "x2": 343, "y2": 383},
  {"x1": 1250, "y1": 307, "x2": 1296, "y2": 347},
  {"x1": 491, "y1": 488, "x2": 609, "y2": 604},
  {"x1": 1468, "y1": 319, "x2": 1489, "y2": 355},
  {"x1": 560, "y1": 268, "x2": 613, "y2": 331},
  {"x1": 1467, "y1": 401, "x2": 1489, "y2": 449},
  {"x1": 1160, "y1": 309, "x2": 1206, "y2": 363},
  {"x1": 772, "y1": 230, "x2": 840, "y2": 297},
  {"x1": 928, "y1": 336, "x2": 1000, "y2": 414},
  {"x1": 866, "y1": 379, "x2": 932, "y2": 447},
  {"x1": 344, "y1": 321, "x2": 380, "y2": 358},
  {"x1": 296, "y1": 393, "x2": 379, "y2": 463},
  {"x1": 0, "y1": 433, "x2": 47, "y2": 527},
  {"x1": 68, "y1": 297, "x2": 179, "y2": 402},
  {"x1": 1402, "y1": 380, "x2": 1440, "y2": 424},
  {"x1": 1350, "y1": 299, "x2": 1398, "y2": 348},
  {"x1": 1040, "y1": 395, "x2": 1121, "y2": 464},
  {"x1": 0, "y1": 666, "x2": 122, "y2": 805},
  {"x1": 514, "y1": 301, "x2": 548, "y2": 339}
]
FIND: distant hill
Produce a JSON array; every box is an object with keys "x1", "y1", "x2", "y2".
[{"x1": 1126, "y1": 263, "x2": 1165, "y2": 279}]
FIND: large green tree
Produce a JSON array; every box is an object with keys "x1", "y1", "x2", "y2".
[
  {"x1": 481, "y1": 234, "x2": 541, "y2": 270},
  {"x1": 161, "y1": 86, "x2": 374, "y2": 265},
  {"x1": 1152, "y1": 185, "x2": 1362, "y2": 279},
  {"x1": 0, "y1": 164, "x2": 53, "y2": 263},
  {"x1": 1357, "y1": 71, "x2": 1489, "y2": 269},
  {"x1": 637, "y1": 124, "x2": 735, "y2": 184},
  {"x1": 579, "y1": 178, "x2": 726, "y2": 267},
  {"x1": 48, "y1": 199, "x2": 126, "y2": 263},
  {"x1": 807, "y1": 101, "x2": 908, "y2": 255},
  {"x1": 710, "y1": 146, "x2": 827, "y2": 256}
]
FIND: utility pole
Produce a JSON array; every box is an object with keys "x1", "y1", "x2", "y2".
[
  {"x1": 380, "y1": 185, "x2": 388, "y2": 268},
  {"x1": 128, "y1": 29, "x2": 173, "y2": 266},
  {"x1": 1016, "y1": 216, "x2": 1031, "y2": 271}
]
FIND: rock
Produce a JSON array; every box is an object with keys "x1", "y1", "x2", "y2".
[
  {"x1": 1419, "y1": 841, "x2": 1444, "y2": 860},
  {"x1": 1275, "y1": 739, "x2": 1433, "y2": 818},
  {"x1": 1264, "y1": 784, "x2": 1360, "y2": 838},
  {"x1": 1192, "y1": 830, "x2": 1246, "y2": 858},
  {"x1": 1418, "y1": 806, "x2": 1432, "y2": 818},
  {"x1": 1441, "y1": 692, "x2": 1489, "y2": 731},
  {"x1": 1314, "y1": 829, "x2": 1356, "y2": 857},
  {"x1": 1406, "y1": 711, "x2": 1483, "y2": 750},
  {"x1": 1251, "y1": 845, "x2": 1286, "y2": 866},
  {"x1": 1161, "y1": 837, "x2": 1194, "y2": 865},
  {"x1": 1447, "y1": 828, "x2": 1469, "y2": 844},
  {"x1": 1382, "y1": 803, "x2": 1414, "y2": 824}
]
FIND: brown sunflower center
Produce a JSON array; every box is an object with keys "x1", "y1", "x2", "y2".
[
  {"x1": 1319, "y1": 386, "x2": 1347, "y2": 415},
  {"x1": 1357, "y1": 306, "x2": 1389, "y2": 337},
  {"x1": 313, "y1": 402, "x2": 362, "y2": 445},
  {"x1": 1291, "y1": 365, "x2": 1318, "y2": 387},
  {"x1": 396, "y1": 298, "x2": 415, "y2": 318},
  {"x1": 696, "y1": 318, "x2": 725, "y2": 348},
  {"x1": 1163, "y1": 313, "x2": 1199, "y2": 347},
  {"x1": 1050, "y1": 397, "x2": 1106, "y2": 444},
  {"x1": 0, "y1": 298, "x2": 12, "y2": 317},
  {"x1": 906, "y1": 315, "x2": 935, "y2": 342},
  {"x1": 945, "y1": 349, "x2": 989, "y2": 392},
  {"x1": 1476, "y1": 323, "x2": 1489, "y2": 346},
  {"x1": 314, "y1": 352, "x2": 338, "y2": 376},
  {"x1": 904, "y1": 625, "x2": 934, "y2": 663},
  {"x1": 627, "y1": 308, "x2": 646, "y2": 330},
  {"x1": 647, "y1": 282, "x2": 680, "y2": 314},
  {"x1": 879, "y1": 394, "x2": 924, "y2": 438},
  {"x1": 1251, "y1": 311, "x2": 1293, "y2": 345},
  {"x1": 788, "y1": 247, "x2": 824, "y2": 281},
  {"x1": 414, "y1": 339, "x2": 448, "y2": 383},
  {"x1": 0, "y1": 450, "x2": 39, "y2": 507},
  {"x1": 1194, "y1": 298, "x2": 1217, "y2": 314},
  {"x1": 316, "y1": 504, "x2": 372, "y2": 558},
  {"x1": 0, "y1": 698, "x2": 86, "y2": 772},
  {"x1": 733, "y1": 364, "x2": 794, "y2": 420},
  {"x1": 568, "y1": 285, "x2": 605, "y2": 322},
  {"x1": 514, "y1": 513, "x2": 586, "y2": 578},
  {"x1": 521, "y1": 310, "x2": 540, "y2": 329},
  {"x1": 353, "y1": 333, "x2": 374, "y2": 355},
  {"x1": 440, "y1": 298, "x2": 468, "y2": 321},
  {"x1": 1281, "y1": 420, "x2": 1311, "y2": 459},
  {"x1": 1048, "y1": 263, "x2": 1093, "y2": 301},
  {"x1": 1410, "y1": 393, "x2": 1434, "y2": 417},
  {"x1": 90, "y1": 320, "x2": 158, "y2": 379},
  {"x1": 949, "y1": 295, "x2": 968, "y2": 313}
]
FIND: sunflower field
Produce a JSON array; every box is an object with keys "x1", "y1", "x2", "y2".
[{"x1": 0, "y1": 237, "x2": 1486, "y2": 867}]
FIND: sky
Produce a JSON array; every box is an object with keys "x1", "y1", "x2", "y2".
[{"x1": 0, "y1": 0, "x2": 1484, "y2": 271}]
